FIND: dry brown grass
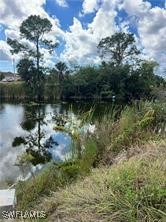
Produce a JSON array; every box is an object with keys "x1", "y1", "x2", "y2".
[{"x1": 35, "y1": 140, "x2": 166, "y2": 222}]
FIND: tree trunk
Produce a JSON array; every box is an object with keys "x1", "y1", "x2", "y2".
[
  {"x1": 36, "y1": 38, "x2": 41, "y2": 101},
  {"x1": 36, "y1": 38, "x2": 40, "y2": 76}
]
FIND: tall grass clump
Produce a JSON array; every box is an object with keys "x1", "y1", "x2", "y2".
[
  {"x1": 87, "y1": 101, "x2": 166, "y2": 164},
  {"x1": 0, "y1": 82, "x2": 60, "y2": 100},
  {"x1": 16, "y1": 161, "x2": 82, "y2": 210}
]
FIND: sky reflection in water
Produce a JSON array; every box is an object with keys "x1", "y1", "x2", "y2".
[{"x1": 0, "y1": 103, "x2": 72, "y2": 185}]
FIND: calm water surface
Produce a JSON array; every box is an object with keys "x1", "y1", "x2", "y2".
[{"x1": 0, "y1": 102, "x2": 112, "y2": 186}]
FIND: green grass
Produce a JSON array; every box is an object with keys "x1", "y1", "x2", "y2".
[
  {"x1": 16, "y1": 161, "x2": 81, "y2": 210},
  {"x1": 42, "y1": 141, "x2": 166, "y2": 222}
]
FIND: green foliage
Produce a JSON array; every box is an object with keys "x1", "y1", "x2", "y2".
[
  {"x1": 62, "y1": 61, "x2": 163, "y2": 102},
  {"x1": 7, "y1": 38, "x2": 26, "y2": 54},
  {"x1": 12, "y1": 137, "x2": 26, "y2": 147},
  {"x1": 55, "y1": 62, "x2": 68, "y2": 80},
  {"x1": 17, "y1": 58, "x2": 35, "y2": 81},
  {"x1": 98, "y1": 32, "x2": 140, "y2": 65},
  {"x1": 61, "y1": 32, "x2": 165, "y2": 102},
  {"x1": 16, "y1": 152, "x2": 35, "y2": 166},
  {"x1": 4, "y1": 29, "x2": 166, "y2": 102},
  {"x1": 7, "y1": 15, "x2": 56, "y2": 59},
  {"x1": 17, "y1": 160, "x2": 87, "y2": 210},
  {"x1": 80, "y1": 139, "x2": 97, "y2": 171},
  {"x1": 16, "y1": 163, "x2": 61, "y2": 210},
  {"x1": 20, "y1": 15, "x2": 52, "y2": 42},
  {"x1": 0, "y1": 73, "x2": 5, "y2": 81},
  {"x1": 62, "y1": 66, "x2": 100, "y2": 99}
]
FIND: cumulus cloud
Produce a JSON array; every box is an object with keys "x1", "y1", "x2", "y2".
[
  {"x1": 61, "y1": 18, "x2": 99, "y2": 65},
  {"x1": 0, "y1": 105, "x2": 25, "y2": 182},
  {"x1": 55, "y1": 0, "x2": 68, "y2": 7},
  {"x1": 120, "y1": 0, "x2": 166, "y2": 75},
  {"x1": 0, "y1": 40, "x2": 21, "y2": 62},
  {"x1": 0, "y1": 0, "x2": 47, "y2": 28},
  {"x1": 122, "y1": 0, "x2": 151, "y2": 16},
  {"x1": 82, "y1": 0, "x2": 99, "y2": 14},
  {"x1": 62, "y1": 0, "x2": 118, "y2": 65},
  {"x1": 138, "y1": 7, "x2": 166, "y2": 75}
]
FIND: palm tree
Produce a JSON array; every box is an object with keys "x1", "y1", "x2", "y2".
[
  {"x1": 55, "y1": 62, "x2": 69, "y2": 98},
  {"x1": 55, "y1": 62, "x2": 68, "y2": 84}
]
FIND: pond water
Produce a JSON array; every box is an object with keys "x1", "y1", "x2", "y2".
[{"x1": 0, "y1": 102, "x2": 112, "y2": 186}]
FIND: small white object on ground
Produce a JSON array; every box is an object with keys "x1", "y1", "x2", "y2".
[{"x1": 0, "y1": 189, "x2": 16, "y2": 218}]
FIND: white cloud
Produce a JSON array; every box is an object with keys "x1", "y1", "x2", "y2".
[
  {"x1": 122, "y1": 0, "x2": 151, "y2": 16},
  {"x1": 138, "y1": 7, "x2": 166, "y2": 75},
  {"x1": 82, "y1": 0, "x2": 99, "y2": 14},
  {"x1": 0, "y1": 0, "x2": 47, "y2": 28},
  {"x1": 88, "y1": 7, "x2": 117, "y2": 39},
  {"x1": 120, "y1": 0, "x2": 166, "y2": 75},
  {"x1": 0, "y1": 0, "x2": 63, "y2": 41},
  {"x1": 55, "y1": 0, "x2": 68, "y2": 7},
  {"x1": 0, "y1": 41, "x2": 12, "y2": 60},
  {"x1": 62, "y1": 0, "x2": 118, "y2": 65},
  {"x1": 61, "y1": 18, "x2": 99, "y2": 65},
  {"x1": 82, "y1": 0, "x2": 122, "y2": 14}
]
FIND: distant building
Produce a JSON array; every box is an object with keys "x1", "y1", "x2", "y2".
[{"x1": 0, "y1": 72, "x2": 21, "y2": 82}]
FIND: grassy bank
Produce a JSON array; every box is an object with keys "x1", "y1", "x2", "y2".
[
  {"x1": 0, "y1": 82, "x2": 59, "y2": 100},
  {"x1": 44, "y1": 141, "x2": 166, "y2": 222},
  {"x1": 0, "y1": 82, "x2": 26, "y2": 99},
  {"x1": 16, "y1": 101, "x2": 166, "y2": 221}
]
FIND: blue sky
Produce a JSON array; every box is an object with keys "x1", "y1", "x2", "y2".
[{"x1": 0, "y1": 0, "x2": 165, "y2": 76}]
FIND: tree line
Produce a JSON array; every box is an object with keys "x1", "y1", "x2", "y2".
[{"x1": 7, "y1": 15, "x2": 165, "y2": 102}]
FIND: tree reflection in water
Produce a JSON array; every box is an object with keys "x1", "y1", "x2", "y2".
[{"x1": 12, "y1": 104, "x2": 58, "y2": 167}]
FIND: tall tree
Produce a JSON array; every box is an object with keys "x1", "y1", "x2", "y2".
[
  {"x1": 98, "y1": 32, "x2": 140, "y2": 66},
  {"x1": 7, "y1": 15, "x2": 58, "y2": 100}
]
